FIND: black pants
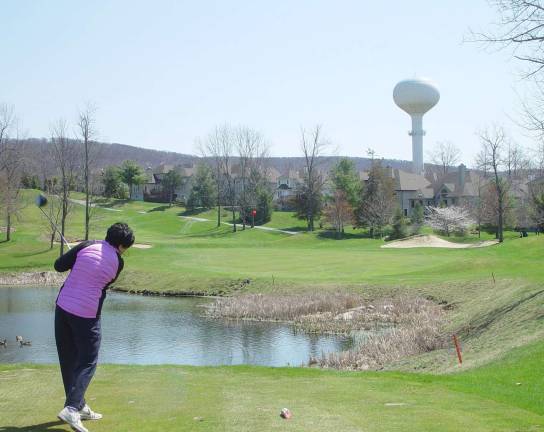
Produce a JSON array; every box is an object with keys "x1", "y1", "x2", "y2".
[{"x1": 55, "y1": 305, "x2": 101, "y2": 410}]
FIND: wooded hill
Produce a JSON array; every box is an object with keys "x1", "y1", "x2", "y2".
[{"x1": 18, "y1": 138, "x2": 414, "y2": 177}]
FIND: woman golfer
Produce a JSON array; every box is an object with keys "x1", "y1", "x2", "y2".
[{"x1": 54, "y1": 222, "x2": 134, "y2": 432}]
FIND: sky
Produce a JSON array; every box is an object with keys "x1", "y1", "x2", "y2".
[{"x1": 1, "y1": 1, "x2": 534, "y2": 165}]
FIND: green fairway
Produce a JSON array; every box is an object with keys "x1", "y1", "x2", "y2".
[
  {"x1": 0, "y1": 190, "x2": 540, "y2": 294},
  {"x1": 1, "y1": 340, "x2": 543, "y2": 432}
]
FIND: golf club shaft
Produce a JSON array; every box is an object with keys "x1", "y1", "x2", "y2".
[{"x1": 38, "y1": 207, "x2": 71, "y2": 250}]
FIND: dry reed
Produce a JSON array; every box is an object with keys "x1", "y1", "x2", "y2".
[
  {"x1": 205, "y1": 292, "x2": 362, "y2": 322},
  {"x1": 313, "y1": 300, "x2": 447, "y2": 370},
  {"x1": 206, "y1": 292, "x2": 448, "y2": 370}
]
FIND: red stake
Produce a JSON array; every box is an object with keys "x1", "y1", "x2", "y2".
[{"x1": 453, "y1": 334, "x2": 462, "y2": 365}]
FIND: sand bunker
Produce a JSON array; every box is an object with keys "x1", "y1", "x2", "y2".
[
  {"x1": 180, "y1": 216, "x2": 209, "y2": 222},
  {"x1": 54, "y1": 241, "x2": 152, "y2": 249},
  {"x1": 382, "y1": 234, "x2": 498, "y2": 249},
  {"x1": 131, "y1": 243, "x2": 152, "y2": 249}
]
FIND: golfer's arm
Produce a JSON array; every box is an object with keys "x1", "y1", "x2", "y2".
[
  {"x1": 54, "y1": 241, "x2": 93, "y2": 272},
  {"x1": 111, "y1": 256, "x2": 124, "y2": 284},
  {"x1": 104, "y1": 255, "x2": 124, "y2": 290}
]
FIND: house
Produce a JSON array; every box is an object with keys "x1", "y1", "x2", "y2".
[
  {"x1": 272, "y1": 168, "x2": 303, "y2": 210},
  {"x1": 430, "y1": 164, "x2": 485, "y2": 209},
  {"x1": 359, "y1": 167, "x2": 434, "y2": 217},
  {"x1": 131, "y1": 163, "x2": 195, "y2": 203},
  {"x1": 392, "y1": 169, "x2": 435, "y2": 217}
]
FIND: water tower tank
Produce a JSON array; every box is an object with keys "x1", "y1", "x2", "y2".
[{"x1": 393, "y1": 78, "x2": 440, "y2": 175}]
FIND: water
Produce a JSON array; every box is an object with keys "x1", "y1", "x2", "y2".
[{"x1": 0, "y1": 287, "x2": 352, "y2": 366}]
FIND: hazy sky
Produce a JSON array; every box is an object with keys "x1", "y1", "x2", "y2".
[{"x1": 2, "y1": 1, "x2": 533, "y2": 165}]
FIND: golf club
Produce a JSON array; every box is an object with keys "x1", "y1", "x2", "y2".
[{"x1": 35, "y1": 194, "x2": 71, "y2": 250}]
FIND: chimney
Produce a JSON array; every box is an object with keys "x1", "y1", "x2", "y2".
[{"x1": 458, "y1": 164, "x2": 466, "y2": 191}]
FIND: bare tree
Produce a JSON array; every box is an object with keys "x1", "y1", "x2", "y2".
[
  {"x1": 200, "y1": 125, "x2": 235, "y2": 230},
  {"x1": 479, "y1": 181, "x2": 517, "y2": 229},
  {"x1": 476, "y1": 126, "x2": 510, "y2": 242},
  {"x1": 466, "y1": 172, "x2": 487, "y2": 238},
  {"x1": 77, "y1": 104, "x2": 98, "y2": 240},
  {"x1": 470, "y1": 1, "x2": 544, "y2": 77},
  {"x1": 298, "y1": 125, "x2": 327, "y2": 231},
  {"x1": 235, "y1": 126, "x2": 269, "y2": 230},
  {"x1": 355, "y1": 161, "x2": 396, "y2": 238},
  {"x1": 0, "y1": 104, "x2": 14, "y2": 163},
  {"x1": 504, "y1": 139, "x2": 530, "y2": 178},
  {"x1": 323, "y1": 190, "x2": 354, "y2": 238},
  {"x1": 529, "y1": 181, "x2": 544, "y2": 229},
  {"x1": 429, "y1": 141, "x2": 461, "y2": 175},
  {"x1": 515, "y1": 85, "x2": 544, "y2": 173},
  {"x1": 0, "y1": 112, "x2": 23, "y2": 242},
  {"x1": 43, "y1": 179, "x2": 63, "y2": 249},
  {"x1": 51, "y1": 119, "x2": 78, "y2": 255}
]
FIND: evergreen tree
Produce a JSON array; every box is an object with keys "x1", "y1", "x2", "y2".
[
  {"x1": 21, "y1": 173, "x2": 41, "y2": 190},
  {"x1": 390, "y1": 207, "x2": 408, "y2": 240},
  {"x1": 119, "y1": 160, "x2": 145, "y2": 199},
  {"x1": 162, "y1": 169, "x2": 184, "y2": 206},
  {"x1": 330, "y1": 158, "x2": 361, "y2": 207},
  {"x1": 252, "y1": 186, "x2": 273, "y2": 225},
  {"x1": 187, "y1": 164, "x2": 217, "y2": 210},
  {"x1": 355, "y1": 161, "x2": 395, "y2": 237},
  {"x1": 411, "y1": 202, "x2": 424, "y2": 234},
  {"x1": 102, "y1": 166, "x2": 122, "y2": 198},
  {"x1": 295, "y1": 183, "x2": 323, "y2": 229}
]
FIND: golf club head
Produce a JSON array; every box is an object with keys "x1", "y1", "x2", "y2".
[{"x1": 35, "y1": 194, "x2": 48, "y2": 208}]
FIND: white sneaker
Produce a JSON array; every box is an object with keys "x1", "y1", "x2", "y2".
[
  {"x1": 79, "y1": 403, "x2": 103, "y2": 420},
  {"x1": 57, "y1": 406, "x2": 89, "y2": 432}
]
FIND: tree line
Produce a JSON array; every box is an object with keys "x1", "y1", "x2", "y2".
[{"x1": 2, "y1": 107, "x2": 544, "y2": 250}]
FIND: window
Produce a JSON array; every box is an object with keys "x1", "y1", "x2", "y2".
[
  {"x1": 404, "y1": 209, "x2": 408, "y2": 216},
  {"x1": 411, "y1": 200, "x2": 415, "y2": 208}
]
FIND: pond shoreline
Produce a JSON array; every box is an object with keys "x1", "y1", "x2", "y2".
[{"x1": 0, "y1": 271, "x2": 219, "y2": 298}]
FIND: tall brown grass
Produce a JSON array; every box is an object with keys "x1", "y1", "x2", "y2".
[
  {"x1": 205, "y1": 292, "x2": 362, "y2": 322},
  {"x1": 206, "y1": 292, "x2": 448, "y2": 370},
  {"x1": 313, "y1": 300, "x2": 447, "y2": 370}
]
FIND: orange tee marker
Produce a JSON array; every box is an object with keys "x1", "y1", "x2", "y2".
[{"x1": 453, "y1": 334, "x2": 463, "y2": 365}]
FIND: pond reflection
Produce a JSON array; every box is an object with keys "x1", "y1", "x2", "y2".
[{"x1": 0, "y1": 287, "x2": 352, "y2": 366}]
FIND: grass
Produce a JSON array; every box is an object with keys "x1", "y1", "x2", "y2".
[
  {"x1": 2, "y1": 191, "x2": 542, "y2": 294},
  {"x1": 1, "y1": 342, "x2": 543, "y2": 432},
  {"x1": 2, "y1": 197, "x2": 541, "y2": 318}
]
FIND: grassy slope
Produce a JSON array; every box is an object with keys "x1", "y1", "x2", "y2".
[
  {"x1": 1, "y1": 341, "x2": 543, "y2": 432},
  {"x1": 1, "y1": 191, "x2": 540, "y2": 291}
]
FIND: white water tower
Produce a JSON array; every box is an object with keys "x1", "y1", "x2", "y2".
[{"x1": 393, "y1": 78, "x2": 440, "y2": 175}]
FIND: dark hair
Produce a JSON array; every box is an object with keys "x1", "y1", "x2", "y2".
[{"x1": 105, "y1": 223, "x2": 135, "y2": 249}]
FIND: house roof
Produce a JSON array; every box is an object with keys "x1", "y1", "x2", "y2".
[
  {"x1": 267, "y1": 166, "x2": 282, "y2": 182},
  {"x1": 359, "y1": 168, "x2": 434, "y2": 198},
  {"x1": 433, "y1": 168, "x2": 486, "y2": 198}
]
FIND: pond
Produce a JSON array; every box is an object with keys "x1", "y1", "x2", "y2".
[{"x1": 0, "y1": 287, "x2": 353, "y2": 366}]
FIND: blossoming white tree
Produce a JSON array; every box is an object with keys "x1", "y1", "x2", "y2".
[{"x1": 426, "y1": 206, "x2": 474, "y2": 237}]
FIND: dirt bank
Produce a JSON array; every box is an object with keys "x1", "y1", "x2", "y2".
[{"x1": 0, "y1": 271, "x2": 66, "y2": 286}]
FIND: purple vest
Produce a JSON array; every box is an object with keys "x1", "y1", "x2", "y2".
[{"x1": 56, "y1": 241, "x2": 120, "y2": 318}]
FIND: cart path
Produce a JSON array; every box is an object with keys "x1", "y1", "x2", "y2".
[
  {"x1": 69, "y1": 199, "x2": 122, "y2": 212},
  {"x1": 180, "y1": 216, "x2": 299, "y2": 235}
]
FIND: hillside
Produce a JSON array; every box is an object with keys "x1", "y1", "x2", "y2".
[{"x1": 19, "y1": 138, "x2": 417, "y2": 178}]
